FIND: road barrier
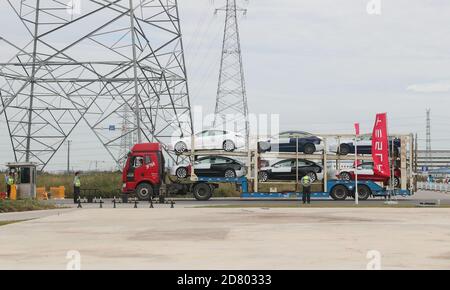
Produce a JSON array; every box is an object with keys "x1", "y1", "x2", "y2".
[
  {"x1": 74, "y1": 196, "x2": 176, "y2": 209},
  {"x1": 50, "y1": 186, "x2": 65, "y2": 199},
  {"x1": 36, "y1": 187, "x2": 48, "y2": 200},
  {"x1": 417, "y1": 182, "x2": 450, "y2": 193}
]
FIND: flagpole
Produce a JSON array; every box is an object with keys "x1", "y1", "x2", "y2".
[
  {"x1": 354, "y1": 123, "x2": 359, "y2": 206},
  {"x1": 355, "y1": 133, "x2": 359, "y2": 205}
]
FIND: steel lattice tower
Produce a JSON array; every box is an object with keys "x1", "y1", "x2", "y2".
[
  {"x1": 0, "y1": 0, "x2": 193, "y2": 170},
  {"x1": 214, "y1": 0, "x2": 249, "y2": 145},
  {"x1": 118, "y1": 104, "x2": 135, "y2": 166},
  {"x1": 426, "y1": 109, "x2": 432, "y2": 169}
]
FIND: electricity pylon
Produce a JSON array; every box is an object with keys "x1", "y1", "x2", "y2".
[
  {"x1": 426, "y1": 109, "x2": 432, "y2": 169},
  {"x1": 214, "y1": 0, "x2": 249, "y2": 147},
  {"x1": 0, "y1": 0, "x2": 193, "y2": 170}
]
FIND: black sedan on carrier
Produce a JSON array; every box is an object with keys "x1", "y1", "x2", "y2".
[
  {"x1": 258, "y1": 159, "x2": 323, "y2": 182},
  {"x1": 259, "y1": 131, "x2": 324, "y2": 154},
  {"x1": 170, "y1": 156, "x2": 246, "y2": 179}
]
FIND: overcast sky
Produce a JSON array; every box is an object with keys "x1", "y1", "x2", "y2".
[{"x1": 0, "y1": 0, "x2": 449, "y2": 171}]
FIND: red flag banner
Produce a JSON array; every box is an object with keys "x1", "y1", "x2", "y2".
[
  {"x1": 372, "y1": 113, "x2": 390, "y2": 177},
  {"x1": 354, "y1": 123, "x2": 360, "y2": 136}
]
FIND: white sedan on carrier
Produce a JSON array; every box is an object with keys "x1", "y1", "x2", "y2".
[{"x1": 171, "y1": 130, "x2": 246, "y2": 154}]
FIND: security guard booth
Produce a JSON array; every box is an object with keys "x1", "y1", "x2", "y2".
[{"x1": 5, "y1": 162, "x2": 37, "y2": 199}]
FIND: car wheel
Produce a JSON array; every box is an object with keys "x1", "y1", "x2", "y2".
[
  {"x1": 176, "y1": 167, "x2": 188, "y2": 179},
  {"x1": 303, "y1": 143, "x2": 316, "y2": 155},
  {"x1": 136, "y1": 183, "x2": 153, "y2": 201},
  {"x1": 223, "y1": 140, "x2": 236, "y2": 152},
  {"x1": 330, "y1": 185, "x2": 348, "y2": 201},
  {"x1": 174, "y1": 141, "x2": 187, "y2": 154},
  {"x1": 355, "y1": 185, "x2": 371, "y2": 201},
  {"x1": 193, "y1": 183, "x2": 212, "y2": 201},
  {"x1": 393, "y1": 177, "x2": 400, "y2": 188},
  {"x1": 224, "y1": 169, "x2": 236, "y2": 178},
  {"x1": 338, "y1": 144, "x2": 350, "y2": 155},
  {"x1": 306, "y1": 172, "x2": 317, "y2": 182},
  {"x1": 339, "y1": 172, "x2": 352, "y2": 181},
  {"x1": 259, "y1": 171, "x2": 269, "y2": 182}
]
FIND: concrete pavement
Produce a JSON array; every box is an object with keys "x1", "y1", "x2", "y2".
[
  {"x1": 1, "y1": 207, "x2": 450, "y2": 269},
  {"x1": 0, "y1": 208, "x2": 75, "y2": 222}
]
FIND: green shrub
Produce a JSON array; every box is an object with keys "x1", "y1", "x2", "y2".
[{"x1": 0, "y1": 199, "x2": 57, "y2": 213}]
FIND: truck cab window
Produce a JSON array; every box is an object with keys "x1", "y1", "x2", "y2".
[
  {"x1": 133, "y1": 156, "x2": 144, "y2": 168},
  {"x1": 144, "y1": 156, "x2": 153, "y2": 164}
]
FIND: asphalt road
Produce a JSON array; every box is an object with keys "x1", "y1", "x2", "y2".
[{"x1": 45, "y1": 190, "x2": 450, "y2": 209}]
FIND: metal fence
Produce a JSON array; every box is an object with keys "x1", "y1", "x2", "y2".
[{"x1": 417, "y1": 182, "x2": 450, "y2": 193}]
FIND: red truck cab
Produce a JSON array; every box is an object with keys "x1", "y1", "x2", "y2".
[{"x1": 122, "y1": 143, "x2": 165, "y2": 200}]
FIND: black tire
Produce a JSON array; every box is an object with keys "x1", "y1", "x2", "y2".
[
  {"x1": 193, "y1": 183, "x2": 212, "y2": 201},
  {"x1": 176, "y1": 167, "x2": 188, "y2": 179},
  {"x1": 224, "y1": 169, "x2": 236, "y2": 178},
  {"x1": 223, "y1": 140, "x2": 236, "y2": 152},
  {"x1": 306, "y1": 172, "x2": 317, "y2": 183},
  {"x1": 339, "y1": 172, "x2": 352, "y2": 181},
  {"x1": 330, "y1": 185, "x2": 348, "y2": 201},
  {"x1": 393, "y1": 176, "x2": 400, "y2": 188},
  {"x1": 174, "y1": 141, "x2": 187, "y2": 154},
  {"x1": 338, "y1": 144, "x2": 350, "y2": 155},
  {"x1": 136, "y1": 183, "x2": 153, "y2": 201},
  {"x1": 355, "y1": 185, "x2": 371, "y2": 201},
  {"x1": 258, "y1": 171, "x2": 269, "y2": 182},
  {"x1": 303, "y1": 143, "x2": 316, "y2": 155}
]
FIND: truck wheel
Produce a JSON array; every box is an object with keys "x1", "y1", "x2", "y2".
[
  {"x1": 303, "y1": 143, "x2": 316, "y2": 154},
  {"x1": 355, "y1": 185, "x2": 371, "y2": 201},
  {"x1": 193, "y1": 183, "x2": 212, "y2": 201},
  {"x1": 338, "y1": 144, "x2": 350, "y2": 155},
  {"x1": 136, "y1": 183, "x2": 153, "y2": 201},
  {"x1": 330, "y1": 185, "x2": 348, "y2": 201}
]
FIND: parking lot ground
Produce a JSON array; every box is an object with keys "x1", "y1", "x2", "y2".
[{"x1": 1, "y1": 206, "x2": 450, "y2": 269}]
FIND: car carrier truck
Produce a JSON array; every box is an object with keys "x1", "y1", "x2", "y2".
[{"x1": 122, "y1": 135, "x2": 416, "y2": 201}]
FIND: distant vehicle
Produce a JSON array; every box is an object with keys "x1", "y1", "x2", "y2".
[
  {"x1": 260, "y1": 131, "x2": 324, "y2": 154},
  {"x1": 330, "y1": 135, "x2": 401, "y2": 156},
  {"x1": 170, "y1": 156, "x2": 246, "y2": 179},
  {"x1": 258, "y1": 159, "x2": 323, "y2": 182},
  {"x1": 171, "y1": 130, "x2": 245, "y2": 154},
  {"x1": 337, "y1": 162, "x2": 401, "y2": 187}
]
